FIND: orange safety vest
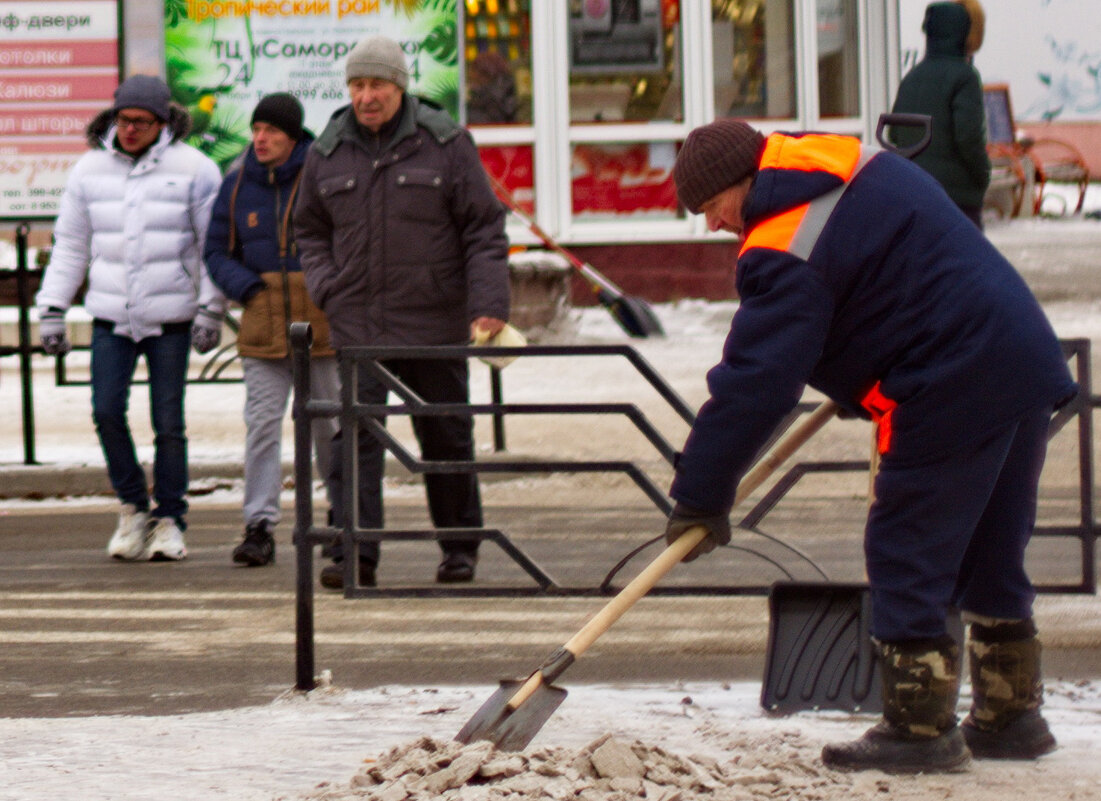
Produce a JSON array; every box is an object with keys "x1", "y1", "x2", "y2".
[
  {"x1": 740, "y1": 133, "x2": 896, "y2": 454},
  {"x1": 739, "y1": 134, "x2": 872, "y2": 259}
]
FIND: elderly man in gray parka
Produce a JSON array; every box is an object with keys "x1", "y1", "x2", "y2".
[{"x1": 294, "y1": 35, "x2": 510, "y2": 590}]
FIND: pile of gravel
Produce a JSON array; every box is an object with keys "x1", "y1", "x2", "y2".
[{"x1": 300, "y1": 732, "x2": 847, "y2": 800}]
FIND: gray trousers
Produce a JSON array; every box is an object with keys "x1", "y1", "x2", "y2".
[{"x1": 241, "y1": 356, "x2": 339, "y2": 527}]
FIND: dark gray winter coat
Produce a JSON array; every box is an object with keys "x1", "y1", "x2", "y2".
[{"x1": 293, "y1": 95, "x2": 510, "y2": 348}]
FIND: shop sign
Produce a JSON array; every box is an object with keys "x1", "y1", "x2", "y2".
[
  {"x1": 0, "y1": 0, "x2": 119, "y2": 219},
  {"x1": 164, "y1": 0, "x2": 460, "y2": 170}
]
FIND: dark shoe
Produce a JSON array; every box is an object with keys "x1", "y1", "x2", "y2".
[
  {"x1": 962, "y1": 710, "x2": 1056, "y2": 759},
  {"x1": 319, "y1": 559, "x2": 376, "y2": 590},
  {"x1": 821, "y1": 720, "x2": 971, "y2": 773},
  {"x1": 436, "y1": 552, "x2": 476, "y2": 583},
  {"x1": 233, "y1": 521, "x2": 275, "y2": 567}
]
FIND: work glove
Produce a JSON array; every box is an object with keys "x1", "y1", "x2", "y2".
[
  {"x1": 39, "y1": 307, "x2": 71, "y2": 356},
  {"x1": 664, "y1": 502, "x2": 732, "y2": 562},
  {"x1": 191, "y1": 309, "x2": 223, "y2": 355}
]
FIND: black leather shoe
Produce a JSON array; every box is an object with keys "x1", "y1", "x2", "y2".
[
  {"x1": 436, "y1": 552, "x2": 476, "y2": 583},
  {"x1": 319, "y1": 559, "x2": 376, "y2": 590}
]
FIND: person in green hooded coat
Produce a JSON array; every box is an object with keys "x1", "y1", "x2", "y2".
[{"x1": 890, "y1": 1, "x2": 991, "y2": 228}]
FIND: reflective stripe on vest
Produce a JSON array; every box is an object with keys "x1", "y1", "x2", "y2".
[{"x1": 740, "y1": 142, "x2": 879, "y2": 261}]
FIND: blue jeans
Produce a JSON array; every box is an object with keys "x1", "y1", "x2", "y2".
[{"x1": 90, "y1": 320, "x2": 190, "y2": 526}]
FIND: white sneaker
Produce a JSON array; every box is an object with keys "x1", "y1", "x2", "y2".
[
  {"x1": 143, "y1": 517, "x2": 188, "y2": 561},
  {"x1": 106, "y1": 504, "x2": 152, "y2": 561}
]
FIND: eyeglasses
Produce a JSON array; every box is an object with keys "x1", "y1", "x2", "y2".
[{"x1": 115, "y1": 114, "x2": 158, "y2": 132}]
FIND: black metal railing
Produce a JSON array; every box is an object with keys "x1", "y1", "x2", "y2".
[{"x1": 287, "y1": 324, "x2": 1097, "y2": 690}]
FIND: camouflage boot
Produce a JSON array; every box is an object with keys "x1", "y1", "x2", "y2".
[
  {"x1": 962, "y1": 617, "x2": 1056, "y2": 759},
  {"x1": 821, "y1": 635, "x2": 971, "y2": 773}
]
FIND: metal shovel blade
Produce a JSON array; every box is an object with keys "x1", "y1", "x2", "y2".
[{"x1": 455, "y1": 678, "x2": 568, "y2": 751}]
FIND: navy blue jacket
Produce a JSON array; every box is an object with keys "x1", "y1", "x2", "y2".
[
  {"x1": 671, "y1": 132, "x2": 1076, "y2": 513},
  {"x1": 204, "y1": 136, "x2": 313, "y2": 302}
]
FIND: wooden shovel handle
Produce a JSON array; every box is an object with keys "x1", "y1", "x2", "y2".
[
  {"x1": 735, "y1": 400, "x2": 840, "y2": 506},
  {"x1": 503, "y1": 527, "x2": 705, "y2": 710},
  {"x1": 506, "y1": 399, "x2": 841, "y2": 710}
]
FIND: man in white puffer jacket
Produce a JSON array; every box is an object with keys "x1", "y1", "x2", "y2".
[{"x1": 35, "y1": 75, "x2": 225, "y2": 562}]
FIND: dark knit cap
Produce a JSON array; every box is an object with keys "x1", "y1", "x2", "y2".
[
  {"x1": 251, "y1": 92, "x2": 305, "y2": 141},
  {"x1": 674, "y1": 119, "x2": 766, "y2": 214},
  {"x1": 112, "y1": 75, "x2": 171, "y2": 121}
]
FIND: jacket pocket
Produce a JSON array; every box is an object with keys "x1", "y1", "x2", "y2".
[
  {"x1": 236, "y1": 276, "x2": 282, "y2": 358},
  {"x1": 317, "y1": 173, "x2": 360, "y2": 228},
  {"x1": 393, "y1": 168, "x2": 446, "y2": 222},
  {"x1": 318, "y1": 173, "x2": 357, "y2": 198},
  {"x1": 285, "y1": 271, "x2": 334, "y2": 357}
]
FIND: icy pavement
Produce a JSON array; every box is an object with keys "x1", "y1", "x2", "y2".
[
  {"x1": 2, "y1": 189, "x2": 1101, "y2": 800},
  {"x1": 1, "y1": 680, "x2": 1099, "y2": 801}
]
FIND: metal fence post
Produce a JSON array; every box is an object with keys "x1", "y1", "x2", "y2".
[
  {"x1": 15, "y1": 223, "x2": 37, "y2": 465},
  {"x1": 290, "y1": 322, "x2": 316, "y2": 691}
]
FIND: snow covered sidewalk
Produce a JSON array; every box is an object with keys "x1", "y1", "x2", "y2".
[{"x1": 1, "y1": 680, "x2": 1099, "y2": 801}]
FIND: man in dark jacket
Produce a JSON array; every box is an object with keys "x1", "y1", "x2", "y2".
[
  {"x1": 890, "y1": 1, "x2": 991, "y2": 227},
  {"x1": 664, "y1": 119, "x2": 1075, "y2": 773},
  {"x1": 294, "y1": 35, "x2": 511, "y2": 589},
  {"x1": 204, "y1": 93, "x2": 339, "y2": 568}
]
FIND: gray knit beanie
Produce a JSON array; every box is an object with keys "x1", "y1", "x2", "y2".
[
  {"x1": 345, "y1": 35, "x2": 409, "y2": 90},
  {"x1": 673, "y1": 119, "x2": 766, "y2": 214},
  {"x1": 111, "y1": 75, "x2": 172, "y2": 121}
]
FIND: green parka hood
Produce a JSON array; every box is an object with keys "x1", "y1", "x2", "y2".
[{"x1": 923, "y1": 2, "x2": 971, "y2": 59}]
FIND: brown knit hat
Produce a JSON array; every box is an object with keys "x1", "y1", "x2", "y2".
[{"x1": 674, "y1": 119, "x2": 766, "y2": 214}]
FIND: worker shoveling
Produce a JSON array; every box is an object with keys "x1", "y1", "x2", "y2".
[{"x1": 458, "y1": 101, "x2": 1073, "y2": 775}]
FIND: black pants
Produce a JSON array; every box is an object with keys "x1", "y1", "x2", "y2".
[{"x1": 328, "y1": 357, "x2": 482, "y2": 566}]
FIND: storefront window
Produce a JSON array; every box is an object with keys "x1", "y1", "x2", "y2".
[
  {"x1": 712, "y1": 0, "x2": 796, "y2": 119},
  {"x1": 817, "y1": 0, "x2": 860, "y2": 118},
  {"x1": 463, "y1": 0, "x2": 532, "y2": 124},
  {"x1": 567, "y1": 0, "x2": 683, "y2": 123},
  {"x1": 571, "y1": 141, "x2": 680, "y2": 220}
]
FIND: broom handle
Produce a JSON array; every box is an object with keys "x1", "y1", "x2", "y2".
[
  {"x1": 507, "y1": 399, "x2": 840, "y2": 709},
  {"x1": 487, "y1": 173, "x2": 626, "y2": 298}
]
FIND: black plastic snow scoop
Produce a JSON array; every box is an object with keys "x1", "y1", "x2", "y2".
[
  {"x1": 761, "y1": 582, "x2": 882, "y2": 714},
  {"x1": 455, "y1": 400, "x2": 840, "y2": 751},
  {"x1": 761, "y1": 582, "x2": 965, "y2": 715},
  {"x1": 487, "y1": 174, "x2": 665, "y2": 339}
]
